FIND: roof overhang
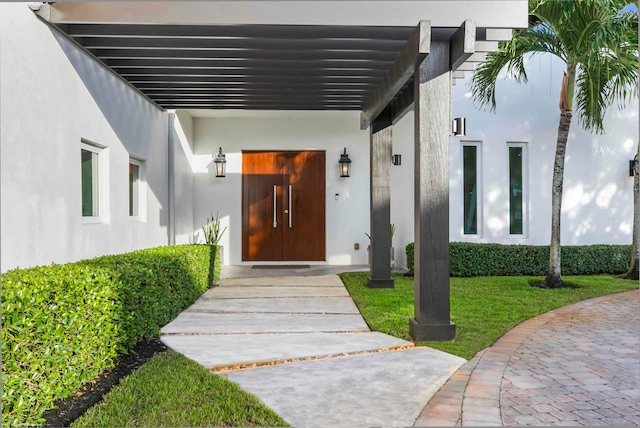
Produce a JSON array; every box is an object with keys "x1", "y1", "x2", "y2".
[{"x1": 37, "y1": 1, "x2": 527, "y2": 119}]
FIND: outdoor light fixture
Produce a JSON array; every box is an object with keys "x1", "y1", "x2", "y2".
[
  {"x1": 452, "y1": 117, "x2": 466, "y2": 137},
  {"x1": 392, "y1": 154, "x2": 402, "y2": 166},
  {"x1": 339, "y1": 147, "x2": 352, "y2": 177},
  {"x1": 213, "y1": 147, "x2": 227, "y2": 178},
  {"x1": 631, "y1": 154, "x2": 638, "y2": 177}
]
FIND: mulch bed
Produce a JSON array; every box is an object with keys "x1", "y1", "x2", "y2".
[{"x1": 43, "y1": 339, "x2": 168, "y2": 427}]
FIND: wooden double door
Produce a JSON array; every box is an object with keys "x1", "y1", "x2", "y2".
[{"x1": 242, "y1": 151, "x2": 326, "y2": 261}]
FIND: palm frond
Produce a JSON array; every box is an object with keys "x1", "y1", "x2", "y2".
[
  {"x1": 530, "y1": 0, "x2": 630, "y2": 61},
  {"x1": 575, "y1": 42, "x2": 638, "y2": 132},
  {"x1": 471, "y1": 27, "x2": 565, "y2": 111},
  {"x1": 572, "y1": 0, "x2": 638, "y2": 131},
  {"x1": 472, "y1": 0, "x2": 638, "y2": 126}
]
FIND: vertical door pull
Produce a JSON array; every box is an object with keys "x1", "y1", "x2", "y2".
[
  {"x1": 273, "y1": 185, "x2": 277, "y2": 228},
  {"x1": 288, "y1": 185, "x2": 292, "y2": 228}
]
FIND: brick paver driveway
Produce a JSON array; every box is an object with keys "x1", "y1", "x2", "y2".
[
  {"x1": 416, "y1": 289, "x2": 640, "y2": 427},
  {"x1": 501, "y1": 290, "x2": 640, "y2": 426}
]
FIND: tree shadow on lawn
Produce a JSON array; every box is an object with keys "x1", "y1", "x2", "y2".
[{"x1": 529, "y1": 280, "x2": 580, "y2": 289}]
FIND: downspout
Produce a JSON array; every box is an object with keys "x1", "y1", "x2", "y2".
[{"x1": 168, "y1": 112, "x2": 176, "y2": 245}]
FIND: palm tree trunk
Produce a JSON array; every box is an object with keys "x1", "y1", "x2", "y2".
[
  {"x1": 624, "y1": 146, "x2": 639, "y2": 280},
  {"x1": 545, "y1": 111, "x2": 572, "y2": 288}
]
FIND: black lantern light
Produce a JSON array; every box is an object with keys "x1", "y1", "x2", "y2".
[
  {"x1": 339, "y1": 147, "x2": 352, "y2": 177},
  {"x1": 630, "y1": 154, "x2": 638, "y2": 177},
  {"x1": 452, "y1": 117, "x2": 466, "y2": 137},
  {"x1": 213, "y1": 147, "x2": 227, "y2": 178}
]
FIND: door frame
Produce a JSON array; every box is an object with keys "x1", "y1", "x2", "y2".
[{"x1": 241, "y1": 149, "x2": 326, "y2": 262}]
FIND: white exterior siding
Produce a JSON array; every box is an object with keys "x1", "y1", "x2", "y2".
[{"x1": 0, "y1": 4, "x2": 170, "y2": 271}]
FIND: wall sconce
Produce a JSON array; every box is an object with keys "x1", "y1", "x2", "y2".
[
  {"x1": 392, "y1": 154, "x2": 402, "y2": 166},
  {"x1": 213, "y1": 147, "x2": 227, "y2": 178},
  {"x1": 452, "y1": 117, "x2": 466, "y2": 137},
  {"x1": 339, "y1": 147, "x2": 352, "y2": 177},
  {"x1": 630, "y1": 154, "x2": 638, "y2": 177}
]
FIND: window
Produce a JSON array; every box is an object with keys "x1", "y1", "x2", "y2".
[
  {"x1": 129, "y1": 157, "x2": 145, "y2": 220},
  {"x1": 508, "y1": 143, "x2": 527, "y2": 235},
  {"x1": 81, "y1": 145, "x2": 100, "y2": 217},
  {"x1": 129, "y1": 161, "x2": 140, "y2": 217},
  {"x1": 81, "y1": 140, "x2": 108, "y2": 222},
  {"x1": 462, "y1": 142, "x2": 481, "y2": 235}
]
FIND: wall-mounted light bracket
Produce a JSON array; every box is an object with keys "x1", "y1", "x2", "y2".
[
  {"x1": 213, "y1": 147, "x2": 227, "y2": 178},
  {"x1": 452, "y1": 117, "x2": 466, "y2": 137},
  {"x1": 630, "y1": 154, "x2": 638, "y2": 177},
  {"x1": 339, "y1": 147, "x2": 352, "y2": 177}
]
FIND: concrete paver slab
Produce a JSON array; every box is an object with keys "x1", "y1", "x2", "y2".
[
  {"x1": 202, "y1": 286, "x2": 349, "y2": 299},
  {"x1": 161, "y1": 332, "x2": 412, "y2": 368},
  {"x1": 161, "y1": 312, "x2": 369, "y2": 334},
  {"x1": 223, "y1": 348, "x2": 466, "y2": 428},
  {"x1": 219, "y1": 265, "x2": 369, "y2": 279},
  {"x1": 186, "y1": 296, "x2": 360, "y2": 314},
  {"x1": 217, "y1": 275, "x2": 346, "y2": 287},
  {"x1": 160, "y1": 271, "x2": 469, "y2": 427}
]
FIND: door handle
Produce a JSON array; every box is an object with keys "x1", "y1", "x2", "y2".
[
  {"x1": 273, "y1": 185, "x2": 277, "y2": 228},
  {"x1": 288, "y1": 185, "x2": 292, "y2": 228}
]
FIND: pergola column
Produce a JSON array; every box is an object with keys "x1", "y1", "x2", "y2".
[
  {"x1": 409, "y1": 41, "x2": 456, "y2": 341},
  {"x1": 368, "y1": 111, "x2": 394, "y2": 289}
]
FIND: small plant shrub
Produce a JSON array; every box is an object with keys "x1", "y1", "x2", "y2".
[
  {"x1": 1, "y1": 244, "x2": 219, "y2": 427},
  {"x1": 202, "y1": 212, "x2": 227, "y2": 245},
  {"x1": 405, "y1": 242, "x2": 631, "y2": 276}
]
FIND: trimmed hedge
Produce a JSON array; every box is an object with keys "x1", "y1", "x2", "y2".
[
  {"x1": 405, "y1": 242, "x2": 631, "y2": 277},
  {"x1": 1, "y1": 244, "x2": 220, "y2": 427}
]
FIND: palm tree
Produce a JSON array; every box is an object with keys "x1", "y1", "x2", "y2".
[
  {"x1": 471, "y1": 0, "x2": 638, "y2": 288},
  {"x1": 624, "y1": 145, "x2": 639, "y2": 280}
]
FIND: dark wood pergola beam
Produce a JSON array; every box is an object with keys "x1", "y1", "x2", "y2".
[
  {"x1": 360, "y1": 20, "x2": 430, "y2": 130},
  {"x1": 93, "y1": 48, "x2": 401, "y2": 62},
  {"x1": 363, "y1": 19, "x2": 475, "y2": 129},
  {"x1": 450, "y1": 20, "x2": 475, "y2": 71},
  {"x1": 126, "y1": 76, "x2": 379, "y2": 85},
  {"x1": 61, "y1": 23, "x2": 415, "y2": 40},
  {"x1": 104, "y1": 58, "x2": 394, "y2": 70},
  {"x1": 158, "y1": 103, "x2": 362, "y2": 110},
  {"x1": 139, "y1": 87, "x2": 372, "y2": 93},
  {"x1": 390, "y1": 80, "x2": 414, "y2": 125},
  {"x1": 77, "y1": 36, "x2": 408, "y2": 52},
  {"x1": 117, "y1": 67, "x2": 387, "y2": 78}
]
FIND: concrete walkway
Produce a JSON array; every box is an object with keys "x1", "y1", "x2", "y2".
[
  {"x1": 415, "y1": 289, "x2": 640, "y2": 427},
  {"x1": 161, "y1": 267, "x2": 639, "y2": 427},
  {"x1": 160, "y1": 272, "x2": 465, "y2": 427}
]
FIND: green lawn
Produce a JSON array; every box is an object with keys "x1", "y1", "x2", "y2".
[
  {"x1": 340, "y1": 273, "x2": 638, "y2": 360},
  {"x1": 72, "y1": 351, "x2": 288, "y2": 427}
]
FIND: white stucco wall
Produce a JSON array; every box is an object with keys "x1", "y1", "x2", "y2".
[
  {"x1": 389, "y1": 113, "x2": 416, "y2": 270},
  {"x1": 390, "y1": 53, "x2": 637, "y2": 269},
  {"x1": 452, "y1": 53, "x2": 637, "y2": 246},
  {"x1": 187, "y1": 53, "x2": 636, "y2": 268},
  {"x1": 190, "y1": 111, "x2": 370, "y2": 265},
  {"x1": 171, "y1": 112, "x2": 195, "y2": 244},
  {"x1": 1, "y1": 4, "x2": 634, "y2": 272},
  {"x1": 0, "y1": 4, "x2": 170, "y2": 271}
]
